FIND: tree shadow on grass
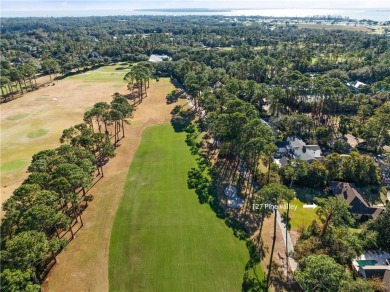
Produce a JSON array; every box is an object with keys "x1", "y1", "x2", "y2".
[
  {"x1": 170, "y1": 108, "x2": 195, "y2": 132},
  {"x1": 168, "y1": 95, "x2": 267, "y2": 290},
  {"x1": 294, "y1": 187, "x2": 325, "y2": 204},
  {"x1": 185, "y1": 143, "x2": 267, "y2": 290},
  {"x1": 242, "y1": 241, "x2": 267, "y2": 291}
]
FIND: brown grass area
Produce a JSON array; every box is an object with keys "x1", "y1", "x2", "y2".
[
  {"x1": 1, "y1": 75, "x2": 128, "y2": 215},
  {"x1": 42, "y1": 78, "x2": 181, "y2": 292},
  {"x1": 297, "y1": 23, "x2": 371, "y2": 32}
]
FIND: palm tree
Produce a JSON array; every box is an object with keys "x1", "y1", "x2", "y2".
[
  {"x1": 138, "y1": 61, "x2": 154, "y2": 89},
  {"x1": 123, "y1": 69, "x2": 136, "y2": 95}
]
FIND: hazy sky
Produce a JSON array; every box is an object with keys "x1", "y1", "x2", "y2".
[{"x1": 2, "y1": 0, "x2": 389, "y2": 12}]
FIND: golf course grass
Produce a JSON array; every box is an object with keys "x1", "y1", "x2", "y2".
[
  {"x1": 7, "y1": 113, "x2": 29, "y2": 120},
  {"x1": 109, "y1": 124, "x2": 257, "y2": 291},
  {"x1": 26, "y1": 128, "x2": 48, "y2": 138},
  {"x1": 1, "y1": 159, "x2": 29, "y2": 173}
]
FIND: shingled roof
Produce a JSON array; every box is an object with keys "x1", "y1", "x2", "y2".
[{"x1": 329, "y1": 181, "x2": 385, "y2": 219}]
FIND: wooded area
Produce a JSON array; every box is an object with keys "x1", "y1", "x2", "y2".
[{"x1": 1, "y1": 15, "x2": 389, "y2": 291}]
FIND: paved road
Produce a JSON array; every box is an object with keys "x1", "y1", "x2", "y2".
[{"x1": 276, "y1": 210, "x2": 298, "y2": 271}]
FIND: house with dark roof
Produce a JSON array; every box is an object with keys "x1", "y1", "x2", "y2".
[
  {"x1": 275, "y1": 141, "x2": 289, "y2": 155},
  {"x1": 329, "y1": 181, "x2": 385, "y2": 219},
  {"x1": 273, "y1": 156, "x2": 289, "y2": 167}
]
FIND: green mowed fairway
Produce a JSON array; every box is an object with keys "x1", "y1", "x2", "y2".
[{"x1": 109, "y1": 124, "x2": 253, "y2": 291}]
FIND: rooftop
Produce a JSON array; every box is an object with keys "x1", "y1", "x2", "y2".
[
  {"x1": 287, "y1": 136, "x2": 322, "y2": 161},
  {"x1": 329, "y1": 181, "x2": 385, "y2": 219},
  {"x1": 148, "y1": 54, "x2": 172, "y2": 63}
]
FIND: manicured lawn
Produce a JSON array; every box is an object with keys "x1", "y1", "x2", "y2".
[
  {"x1": 288, "y1": 198, "x2": 318, "y2": 231},
  {"x1": 67, "y1": 64, "x2": 130, "y2": 83},
  {"x1": 287, "y1": 188, "x2": 324, "y2": 231},
  {"x1": 109, "y1": 124, "x2": 258, "y2": 291}
]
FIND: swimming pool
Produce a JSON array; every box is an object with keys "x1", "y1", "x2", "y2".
[{"x1": 356, "y1": 260, "x2": 378, "y2": 266}]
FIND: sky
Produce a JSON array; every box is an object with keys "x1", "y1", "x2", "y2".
[
  {"x1": 2, "y1": 0, "x2": 389, "y2": 12},
  {"x1": 1, "y1": 0, "x2": 389, "y2": 19}
]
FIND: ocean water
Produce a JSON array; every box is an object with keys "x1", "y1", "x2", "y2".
[{"x1": 1, "y1": 8, "x2": 389, "y2": 21}]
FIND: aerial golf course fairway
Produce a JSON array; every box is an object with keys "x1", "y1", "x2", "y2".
[{"x1": 109, "y1": 124, "x2": 259, "y2": 291}]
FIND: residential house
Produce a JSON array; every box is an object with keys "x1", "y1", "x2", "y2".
[
  {"x1": 362, "y1": 266, "x2": 390, "y2": 290},
  {"x1": 329, "y1": 181, "x2": 384, "y2": 219},
  {"x1": 275, "y1": 141, "x2": 289, "y2": 155},
  {"x1": 346, "y1": 80, "x2": 368, "y2": 93},
  {"x1": 353, "y1": 251, "x2": 390, "y2": 291},
  {"x1": 287, "y1": 136, "x2": 322, "y2": 162},
  {"x1": 275, "y1": 136, "x2": 322, "y2": 165}
]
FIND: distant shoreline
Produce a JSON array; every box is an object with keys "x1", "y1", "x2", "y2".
[
  {"x1": 1, "y1": 8, "x2": 389, "y2": 22},
  {"x1": 135, "y1": 8, "x2": 233, "y2": 12}
]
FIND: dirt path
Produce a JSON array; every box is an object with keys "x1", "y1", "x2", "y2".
[
  {"x1": 43, "y1": 79, "x2": 180, "y2": 292},
  {"x1": 259, "y1": 214, "x2": 290, "y2": 292}
]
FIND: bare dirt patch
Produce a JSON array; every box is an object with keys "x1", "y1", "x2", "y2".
[
  {"x1": 259, "y1": 214, "x2": 290, "y2": 292},
  {"x1": 42, "y1": 78, "x2": 181, "y2": 292},
  {"x1": 346, "y1": 133, "x2": 364, "y2": 148}
]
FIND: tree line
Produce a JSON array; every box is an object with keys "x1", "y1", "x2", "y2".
[{"x1": 0, "y1": 94, "x2": 133, "y2": 291}]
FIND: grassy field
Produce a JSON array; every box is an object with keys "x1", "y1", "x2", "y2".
[
  {"x1": 288, "y1": 198, "x2": 318, "y2": 231},
  {"x1": 109, "y1": 124, "x2": 258, "y2": 291},
  {"x1": 0, "y1": 64, "x2": 131, "y2": 211},
  {"x1": 44, "y1": 78, "x2": 179, "y2": 291},
  {"x1": 66, "y1": 64, "x2": 129, "y2": 82},
  {"x1": 287, "y1": 187, "x2": 324, "y2": 231}
]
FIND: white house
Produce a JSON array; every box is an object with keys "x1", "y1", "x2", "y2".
[{"x1": 286, "y1": 136, "x2": 322, "y2": 162}]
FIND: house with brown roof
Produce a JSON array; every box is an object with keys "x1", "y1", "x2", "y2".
[{"x1": 329, "y1": 181, "x2": 384, "y2": 220}]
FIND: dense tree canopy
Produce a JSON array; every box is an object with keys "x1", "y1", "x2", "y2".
[
  {"x1": 295, "y1": 254, "x2": 350, "y2": 292},
  {"x1": 1, "y1": 14, "x2": 389, "y2": 290}
]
